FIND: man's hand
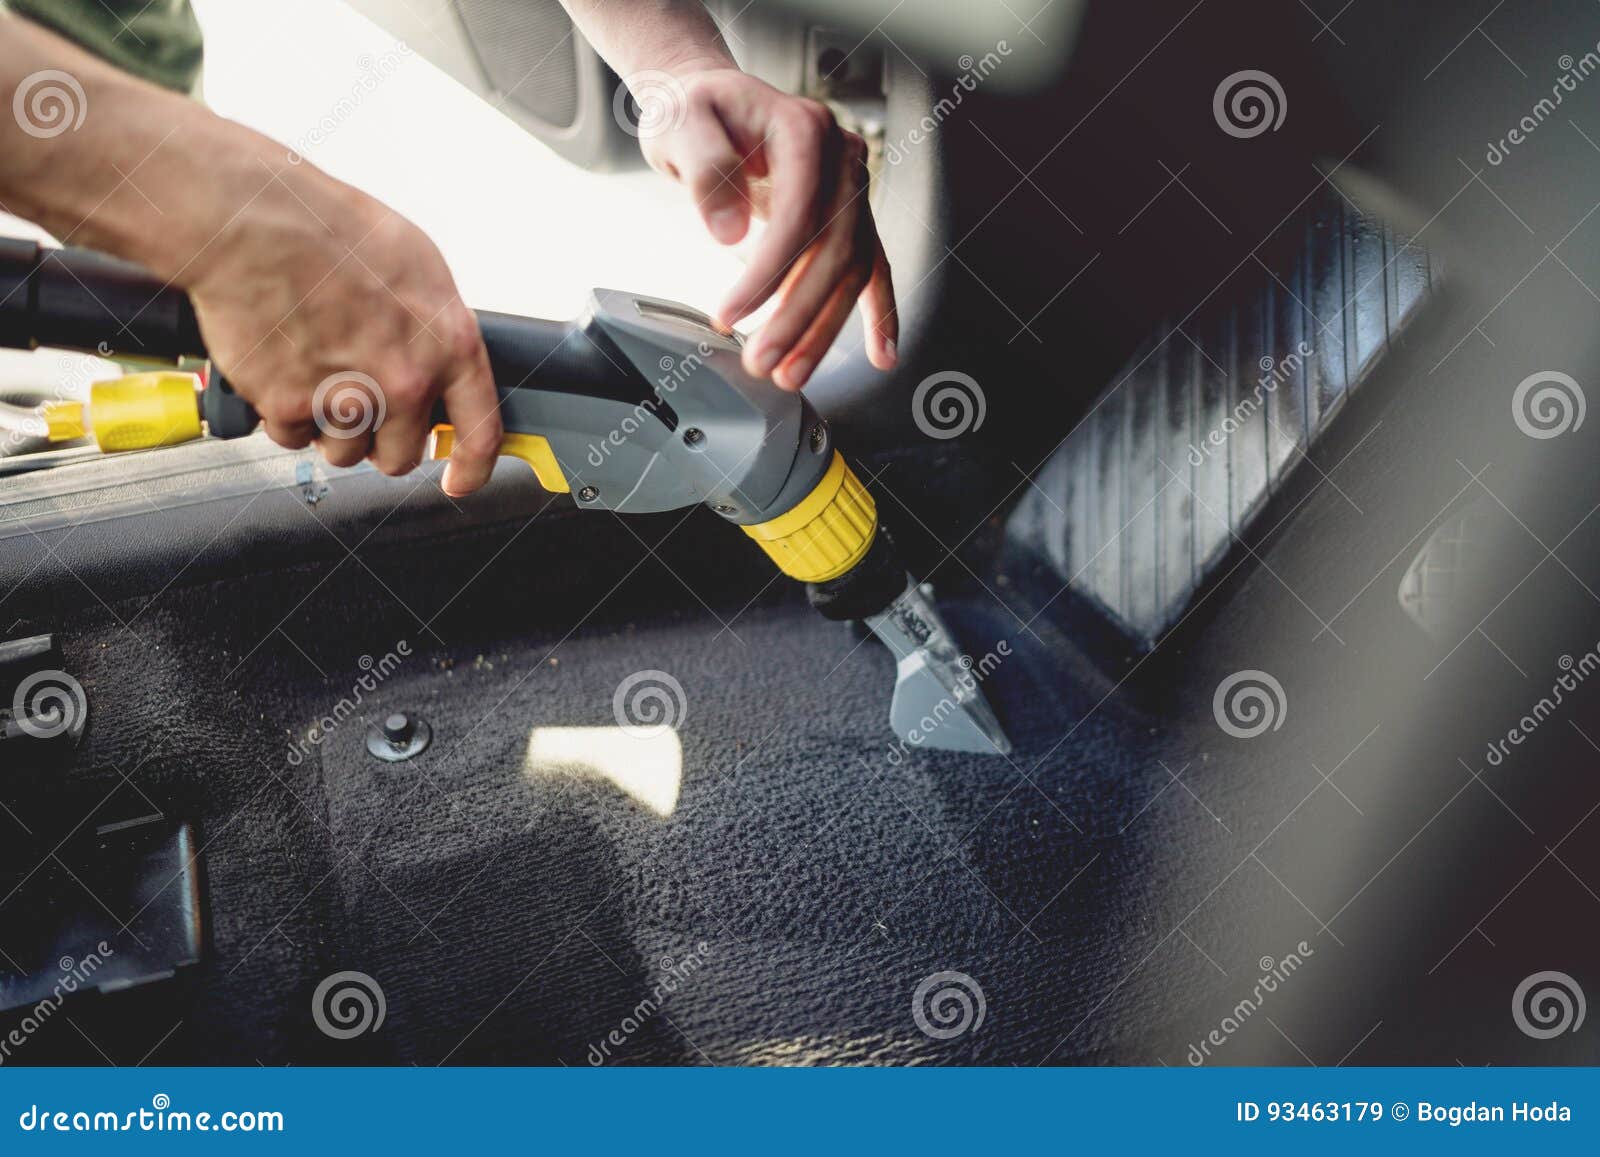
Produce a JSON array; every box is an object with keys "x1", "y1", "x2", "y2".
[
  {"x1": 0, "y1": 15, "x2": 501, "y2": 495},
  {"x1": 184, "y1": 176, "x2": 502, "y2": 495},
  {"x1": 558, "y1": 1, "x2": 899, "y2": 392},
  {"x1": 641, "y1": 67, "x2": 898, "y2": 392}
]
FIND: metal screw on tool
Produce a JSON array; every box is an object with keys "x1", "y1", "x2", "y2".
[
  {"x1": 578, "y1": 485, "x2": 599, "y2": 502},
  {"x1": 682, "y1": 427, "x2": 705, "y2": 447},
  {"x1": 809, "y1": 424, "x2": 827, "y2": 453},
  {"x1": 366, "y1": 710, "x2": 431, "y2": 762}
]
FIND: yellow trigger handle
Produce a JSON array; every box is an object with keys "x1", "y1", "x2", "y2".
[{"x1": 427, "y1": 425, "x2": 570, "y2": 494}]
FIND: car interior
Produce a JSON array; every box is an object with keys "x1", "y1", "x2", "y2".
[{"x1": 2, "y1": 0, "x2": 1599, "y2": 1066}]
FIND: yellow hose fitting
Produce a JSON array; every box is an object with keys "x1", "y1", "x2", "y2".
[
  {"x1": 87, "y1": 372, "x2": 203, "y2": 452},
  {"x1": 41, "y1": 400, "x2": 86, "y2": 442},
  {"x1": 743, "y1": 452, "x2": 877, "y2": 582}
]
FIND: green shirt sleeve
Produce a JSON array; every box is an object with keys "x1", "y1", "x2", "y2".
[{"x1": 4, "y1": 0, "x2": 203, "y2": 94}]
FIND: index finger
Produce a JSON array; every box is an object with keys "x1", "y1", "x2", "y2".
[
  {"x1": 437, "y1": 336, "x2": 503, "y2": 497},
  {"x1": 714, "y1": 105, "x2": 833, "y2": 330}
]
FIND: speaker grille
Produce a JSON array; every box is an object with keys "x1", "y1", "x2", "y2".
[{"x1": 454, "y1": 0, "x2": 579, "y2": 129}]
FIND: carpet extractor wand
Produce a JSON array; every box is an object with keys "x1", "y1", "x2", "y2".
[{"x1": 0, "y1": 239, "x2": 1011, "y2": 755}]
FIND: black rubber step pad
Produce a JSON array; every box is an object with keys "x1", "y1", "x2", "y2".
[{"x1": 1008, "y1": 187, "x2": 1433, "y2": 649}]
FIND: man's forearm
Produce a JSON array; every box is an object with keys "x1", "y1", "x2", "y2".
[
  {"x1": 0, "y1": 13, "x2": 506, "y2": 494},
  {"x1": 558, "y1": 0, "x2": 735, "y2": 78},
  {"x1": 0, "y1": 14, "x2": 340, "y2": 288}
]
